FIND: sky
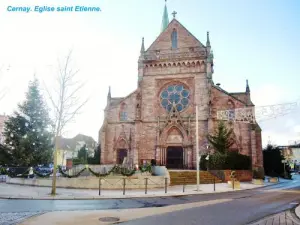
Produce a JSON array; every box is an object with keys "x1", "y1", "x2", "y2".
[{"x1": 0, "y1": 0, "x2": 299, "y2": 147}]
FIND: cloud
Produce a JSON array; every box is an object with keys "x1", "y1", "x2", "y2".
[
  {"x1": 251, "y1": 84, "x2": 298, "y2": 107},
  {"x1": 294, "y1": 125, "x2": 300, "y2": 133}
]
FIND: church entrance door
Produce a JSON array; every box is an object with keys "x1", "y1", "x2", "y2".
[
  {"x1": 117, "y1": 149, "x2": 127, "y2": 164},
  {"x1": 166, "y1": 146, "x2": 183, "y2": 169}
]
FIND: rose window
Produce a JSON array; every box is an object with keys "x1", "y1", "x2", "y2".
[{"x1": 160, "y1": 84, "x2": 190, "y2": 112}]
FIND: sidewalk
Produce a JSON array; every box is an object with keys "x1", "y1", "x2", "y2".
[
  {"x1": 248, "y1": 206, "x2": 300, "y2": 225},
  {"x1": 0, "y1": 181, "x2": 277, "y2": 200}
]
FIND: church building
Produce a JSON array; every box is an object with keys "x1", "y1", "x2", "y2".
[{"x1": 99, "y1": 3, "x2": 263, "y2": 170}]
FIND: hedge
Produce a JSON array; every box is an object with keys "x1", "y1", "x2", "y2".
[{"x1": 200, "y1": 151, "x2": 251, "y2": 170}]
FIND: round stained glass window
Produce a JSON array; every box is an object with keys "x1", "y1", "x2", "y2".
[
  {"x1": 161, "y1": 91, "x2": 168, "y2": 99},
  {"x1": 182, "y1": 89, "x2": 189, "y2": 98},
  {"x1": 160, "y1": 84, "x2": 190, "y2": 112},
  {"x1": 181, "y1": 98, "x2": 189, "y2": 106},
  {"x1": 167, "y1": 85, "x2": 175, "y2": 92}
]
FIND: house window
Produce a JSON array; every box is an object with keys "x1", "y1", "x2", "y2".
[
  {"x1": 171, "y1": 29, "x2": 178, "y2": 49},
  {"x1": 120, "y1": 103, "x2": 128, "y2": 121}
]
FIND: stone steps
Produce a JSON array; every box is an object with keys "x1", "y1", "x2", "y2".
[{"x1": 169, "y1": 171, "x2": 223, "y2": 185}]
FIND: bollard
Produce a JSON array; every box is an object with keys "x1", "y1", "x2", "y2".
[
  {"x1": 123, "y1": 178, "x2": 126, "y2": 195},
  {"x1": 99, "y1": 178, "x2": 102, "y2": 196},
  {"x1": 213, "y1": 178, "x2": 215, "y2": 192},
  {"x1": 183, "y1": 178, "x2": 185, "y2": 193},
  {"x1": 165, "y1": 178, "x2": 168, "y2": 193},
  {"x1": 232, "y1": 179, "x2": 235, "y2": 190},
  {"x1": 145, "y1": 178, "x2": 148, "y2": 194}
]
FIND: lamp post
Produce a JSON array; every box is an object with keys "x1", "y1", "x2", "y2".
[
  {"x1": 85, "y1": 147, "x2": 89, "y2": 164},
  {"x1": 196, "y1": 105, "x2": 200, "y2": 191}
]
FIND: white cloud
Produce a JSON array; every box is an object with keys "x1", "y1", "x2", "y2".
[
  {"x1": 251, "y1": 84, "x2": 298, "y2": 107},
  {"x1": 294, "y1": 125, "x2": 300, "y2": 133}
]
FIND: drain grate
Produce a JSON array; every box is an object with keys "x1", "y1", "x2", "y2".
[{"x1": 99, "y1": 217, "x2": 120, "y2": 222}]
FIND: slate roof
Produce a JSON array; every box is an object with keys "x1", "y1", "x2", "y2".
[
  {"x1": 213, "y1": 85, "x2": 255, "y2": 106},
  {"x1": 56, "y1": 134, "x2": 97, "y2": 151}
]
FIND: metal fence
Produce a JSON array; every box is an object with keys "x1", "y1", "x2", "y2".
[{"x1": 97, "y1": 177, "x2": 219, "y2": 196}]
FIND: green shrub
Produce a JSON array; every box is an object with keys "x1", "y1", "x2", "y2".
[
  {"x1": 224, "y1": 151, "x2": 251, "y2": 170},
  {"x1": 200, "y1": 151, "x2": 251, "y2": 170},
  {"x1": 210, "y1": 152, "x2": 227, "y2": 170},
  {"x1": 253, "y1": 167, "x2": 265, "y2": 179},
  {"x1": 72, "y1": 158, "x2": 85, "y2": 165},
  {"x1": 0, "y1": 167, "x2": 7, "y2": 175}
]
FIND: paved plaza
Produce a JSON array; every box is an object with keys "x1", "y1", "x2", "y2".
[{"x1": 248, "y1": 209, "x2": 300, "y2": 225}]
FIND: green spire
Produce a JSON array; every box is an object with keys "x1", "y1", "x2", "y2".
[
  {"x1": 246, "y1": 80, "x2": 250, "y2": 93},
  {"x1": 206, "y1": 31, "x2": 211, "y2": 47},
  {"x1": 140, "y1": 37, "x2": 145, "y2": 54},
  {"x1": 161, "y1": 0, "x2": 169, "y2": 33}
]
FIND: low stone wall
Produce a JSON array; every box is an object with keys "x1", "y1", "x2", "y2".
[
  {"x1": 0, "y1": 175, "x2": 7, "y2": 182},
  {"x1": 69, "y1": 164, "x2": 115, "y2": 176},
  {"x1": 224, "y1": 170, "x2": 252, "y2": 182},
  {"x1": 210, "y1": 170, "x2": 252, "y2": 182},
  {"x1": 6, "y1": 174, "x2": 169, "y2": 190}
]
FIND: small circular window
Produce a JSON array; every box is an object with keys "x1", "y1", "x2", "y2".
[{"x1": 160, "y1": 84, "x2": 190, "y2": 112}]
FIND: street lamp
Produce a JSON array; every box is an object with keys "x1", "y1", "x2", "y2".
[
  {"x1": 85, "y1": 147, "x2": 89, "y2": 164},
  {"x1": 196, "y1": 104, "x2": 211, "y2": 191},
  {"x1": 205, "y1": 146, "x2": 210, "y2": 171},
  {"x1": 196, "y1": 105, "x2": 200, "y2": 191}
]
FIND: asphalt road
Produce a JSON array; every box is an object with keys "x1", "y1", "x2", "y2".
[
  {"x1": 0, "y1": 176, "x2": 300, "y2": 225},
  {"x1": 122, "y1": 178, "x2": 300, "y2": 225}
]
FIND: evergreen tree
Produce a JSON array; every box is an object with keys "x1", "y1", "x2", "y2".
[
  {"x1": 207, "y1": 121, "x2": 234, "y2": 154},
  {"x1": 0, "y1": 144, "x2": 12, "y2": 165},
  {"x1": 263, "y1": 144, "x2": 291, "y2": 178},
  {"x1": 77, "y1": 144, "x2": 87, "y2": 163},
  {"x1": 93, "y1": 144, "x2": 101, "y2": 164},
  {"x1": 3, "y1": 78, "x2": 54, "y2": 166},
  {"x1": 86, "y1": 144, "x2": 100, "y2": 165}
]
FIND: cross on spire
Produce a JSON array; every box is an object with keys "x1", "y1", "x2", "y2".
[{"x1": 172, "y1": 11, "x2": 177, "y2": 18}]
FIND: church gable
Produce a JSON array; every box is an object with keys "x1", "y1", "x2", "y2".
[
  {"x1": 212, "y1": 86, "x2": 248, "y2": 106},
  {"x1": 147, "y1": 19, "x2": 206, "y2": 52},
  {"x1": 211, "y1": 86, "x2": 248, "y2": 119},
  {"x1": 107, "y1": 90, "x2": 137, "y2": 122}
]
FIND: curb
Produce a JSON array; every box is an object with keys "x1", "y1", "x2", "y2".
[
  {"x1": 0, "y1": 182, "x2": 282, "y2": 200},
  {"x1": 295, "y1": 205, "x2": 300, "y2": 220}
]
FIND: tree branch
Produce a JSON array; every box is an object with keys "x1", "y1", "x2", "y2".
[
  {"x1": 42, "y1": 81, "x2": 60, "y2": 115},
  {"x1": 60, "y1": 98, "x2": 89, "y2": 131}
]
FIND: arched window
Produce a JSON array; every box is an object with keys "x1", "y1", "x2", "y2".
[
  {"x1": 120, "y1": 103, "x2": 128, "y2": 121},
  {"x1": 228, "y1": 100, "x2": 235, "y2": 121},
  {"x1": 171, "y1": 29, "x2": 178, "y2": 49}
]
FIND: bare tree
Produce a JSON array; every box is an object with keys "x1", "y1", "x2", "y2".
[{"x1": 43, "y1": 50, "x2": 88, "y2": 195}]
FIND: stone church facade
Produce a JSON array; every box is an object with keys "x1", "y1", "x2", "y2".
[{"x1": 99, "y1": 5, "x2": 263, "y2": 170}]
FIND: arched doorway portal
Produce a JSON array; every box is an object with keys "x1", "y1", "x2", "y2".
[
  {"x1": 166, "y1": 146, "x2": 183, "y2": 169},
  {"x1": 117, "y1": 149, "x2": 127, "y2": 164}
]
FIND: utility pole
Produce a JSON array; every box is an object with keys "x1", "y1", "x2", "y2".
[{"x1": 196, "y1": 104, "x2": 200, "y2": 191}]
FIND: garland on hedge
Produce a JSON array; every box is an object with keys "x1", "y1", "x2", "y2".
[
  {"x1": 7, "y1": 168, "x2": 30, "y2": 178},
  {"x1": 58, "y1": 166, "x2": 87, "y2": 178},
  {"x1": 33, "y1": 170, "x2": 52, "y2": 178},
  {"x1": 88, "y1": 167, "x2": 111, "y2": 177},
  {"x1": 139, "y1": 164, "x2": 152, "y2": 173},
  {"x1": 88, "y1": 165, "x2": 136, "y2": 177},
  {"x1": 5, "y1": 163, "x2": 153, "y2": 179}
]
